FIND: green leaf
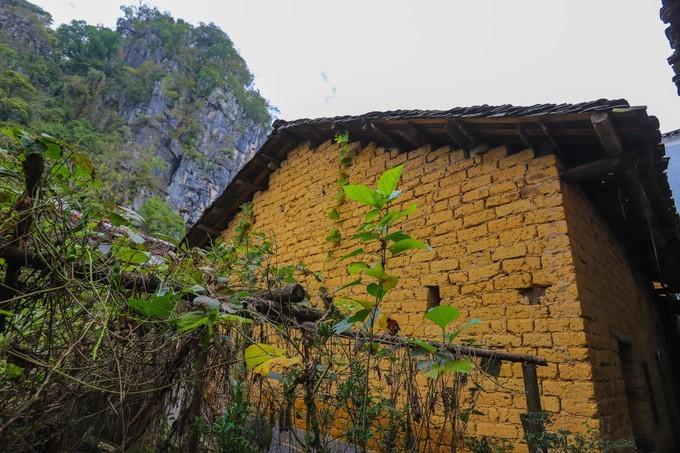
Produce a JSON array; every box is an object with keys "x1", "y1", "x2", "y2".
[
  {"x1": 5, "y1": 362, "x2": 23, "y2": 379},
  {"x1": 0, "y1": 166, "x2": 20, "y2": 180},
  {"x1": 217, "y1": 314, "x2": 253, "y2": 325},
  {"x1": 423, "y1": 358, "x2": 472, "y2": 379},
  {"x1": 127, "y1": 293, "x2": 180, "y2": 319},
  {"x1": 333, "y1": 190, "x2": 346, "y2": 204},
  {"x1": 357, "y1": 221, "x2": 376, "y2": 233},
  {"x1": 400, "y1": 203, "x2": 417, "y2": 217},
  {"x1": 364, "y1": 263, "x2": 385, "y2": 280},
  {"x1": 379, "y1": 204, "x2": 417, "y2": 227},
  {"x1": 71, "y1": 151, "x2": 95, "y2": 178},
  {"x1": 114, "y1": 246, "x2": 150, "y2": 265},
  {"x1": 334, "y1": 298, "x2": 374, "y2": 311},
  {"x1": 382, "y1": 274, "x2": 399, "y2": 291},
  {"x1": 175, "y1": 311, "x2": 210, "y2": 333},
  {"x1": 340, "y1": 156, "x2": 352, "y2": 168},
  {"x1": 352, "y1": 231, "x2": 379, "y2": 242},
  {"x1": 343, "y1": 184, "x2": 378, "y2": 207},
  {"x1": 347, "y1": 262, "x2": 369, "y2": 275},
  {"x1": 378, "y1": 211, "x2": 399, "y2": 228},
  {"x1": 444, "y1": 358, "x2": 472, "y2": 373},
  {"x1": 333, "y1": 278, "x2": 363, "y2": 293},
  {"x1": 386, "y1": 231, "x2": 412, "y2": 243},
  {"x1": 411, "y1": 339, "x2": 438, "y2": 354},
  {"x1": 337, "y1": 170, "x2": 349, "y2": 186},
  {"x1": 244, "y1": 344, "x2": 301, "y2": 376},
  {"x1": 446, "y1": 318, "x2": 481, "y2": 341},
  {"x1": 340, "y1": 248, "x2": 364, "y2": 260},
  {"x1": 327, "y1": 207, "x2": 340, "y2": 221},
  {"x1": 333, "y1": 309, "x2": 370, "y2": 334},
  {"x1": 377, "y1": 165, "x2": 404, "y2": 197},
  {"x1": 425, "y1": 305, "x2": 461, "y2": 331},
  {"x1": 364, "y1": 209, "x2": 380, "y2": 222},
  {"x1": 107, "y1": 212, "x2": 129, "y2": 227},
  {"x1": 367, "y1": 283, "x2": 384, "y2": 299},
  {"x1": 334, "y1": 130, "x2": 349, "y2": 145},
  {"x1": 389, "y1": 238, "x2": 430, "y2": 256},
  {"x1": 245, "y1": 343, "x2": 281, "y2": 369},
  {"x1": 325, "y1": 228, "x2": 342, "y2": 244}
]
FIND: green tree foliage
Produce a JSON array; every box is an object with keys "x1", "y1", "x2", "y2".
[
  {"x1": 138, "y1": 196, "x2": 186, "y2": 242},
  {"x1": 0, "y1": 69, "x2": 34, "y2": 122},
  {"x1": 0, "y1": 0, "x2": 272, "y2": 220},
  {"x1": 56, "y1": 20, "x2": 121, "y2": 74}
]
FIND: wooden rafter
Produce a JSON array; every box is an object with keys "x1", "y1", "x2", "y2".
[
  {"x1": 591, "y1": 112, "x2": 623, "y2": 156},
  {"x1": 390, "y1": 123, "x2": 426, "y2": 150},
  {"x1": 538, "y1": 121, "x2": 560, "y2": 154},
  {"x1": 234, "y1": 178, "x2": 267, "y2": 192},
  {"x1": 256, "y1": 153, "x2": 282, "y2": 171},
  {"x1": 443, "y1": 119, "x2": 489, "y2": 157},
  {"x1": 561, "y1": 157, "x2": 629, "y2": 182},
  {"x1": 516, "y1": 124, "x2": 540, "y2": 153},
  {"x1": 368, "y1": 122, "x2": 398, "y2": 148}
]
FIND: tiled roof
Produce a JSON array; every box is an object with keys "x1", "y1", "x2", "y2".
[
  {"x1": 661, "y1": 0, "x2": 680, "y2": 93},
  {"x1": 185, "y1": 99, "x2": 680, "y2": 291},
  {"x1": 272, "y1": 99, "x2": 631, "y2": 130},
  {"x1": 663, "y1": 128, "x2": 680, "y2": 141}
]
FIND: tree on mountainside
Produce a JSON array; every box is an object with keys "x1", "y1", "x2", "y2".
[{"x1": 0, "y1": 0, "x2": 273, "y2": 233}]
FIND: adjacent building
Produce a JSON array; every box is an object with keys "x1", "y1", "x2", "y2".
[{"x1": 662, "y1": 129, "x2": 680, "y2": 210}]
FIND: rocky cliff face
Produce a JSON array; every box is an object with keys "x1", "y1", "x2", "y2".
[
  {"x1": 0, "y1": 0, "x2": 272, "y2": 225},
  {"x1": 147, "y1": 86, "x2": 267, "y2": 222},
  {"x1": 114, "y1": 17, "x2": 269, "y2": 222},
  {"x1": 0, "y1": 0, "x2": 54, "y2": 54}
]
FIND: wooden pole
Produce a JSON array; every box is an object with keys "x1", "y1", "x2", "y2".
[
  {"x1": 0, "y1": 152, "x2": 44, "y2": 332},
  {"x1": 520, "y1": 362, "x2": 547, "y2": 453},
  {"x1": 591, "y1": 112, "x2": 623, "y2": 157}
]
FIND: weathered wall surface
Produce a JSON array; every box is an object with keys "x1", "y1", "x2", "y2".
[
  {"x1": 221, "y1": 140, "x2": 672, "y2": 447},
  {"x1": 562, "y1": 182, "x2": 677, "y2": 451}
]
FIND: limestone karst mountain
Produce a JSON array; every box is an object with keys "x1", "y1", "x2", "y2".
[{"x1": 0, "y1": 0, "x2": 272, "y2": 235}]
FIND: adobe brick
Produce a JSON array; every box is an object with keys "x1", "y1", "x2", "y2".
[{"x1": 498, "y1": 149, "x2": 534, "y2": 169}]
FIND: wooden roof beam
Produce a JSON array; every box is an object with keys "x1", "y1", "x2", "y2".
[
  {"x1": 390, "y1": 123, "x2": 427, "y2": 150},
  {"x1": 444, "y1": 119, "x2": 488, "y2": 157},
  {"x1": 591, "y1": 112, "x2": 623, "y2": 156},
  {"x1": 256, "y1": 153, "x2": 282, "y2": 171},
  {"x1": 561, "y1": 157, "x2": 628, "y2": 182},
  {"x1": 278, "y1": 128, "x2": 325, "y2": 149},
  {"x1": 538, "y1": 121, "x2": 561, "y2": 155},
  {"x1": 368, "y1": 122, "x2": 398, "y2": 149},
  {"x1": 306, "y1": 128, "x2": 329, "y2": 148},
  {"x1": 516, "y1": 125, "x2": 540, "y2": 153},
  {"x1": 443, "y1": 121, "x2": 466, "y2": 154},
  {"x1": 622, "y1": 169, "x2": 664, "y2": 278},
  {"x1": 234, "y1": 177, "x2": 267, "y2": 192}
]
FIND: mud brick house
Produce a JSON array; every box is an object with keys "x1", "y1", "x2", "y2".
[{"x1": 187, "y1": 99, "x2": 680, "y2": 450}]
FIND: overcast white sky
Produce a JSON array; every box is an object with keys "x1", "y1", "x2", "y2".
[{"x1": 33, "y1": 0, "x2": 680, "y2": 131}]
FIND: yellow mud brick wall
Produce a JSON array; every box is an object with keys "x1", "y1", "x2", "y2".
[
  {"x1": 222, "y1": 140, "x2": 601, "y2": 446},
  {"x1": 562, "y1": 182, "x2": 676, "y2": 451}
]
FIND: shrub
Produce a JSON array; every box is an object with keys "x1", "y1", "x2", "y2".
[{"x1": 138, "y1": 196, "x2": 185, "y2": 242}]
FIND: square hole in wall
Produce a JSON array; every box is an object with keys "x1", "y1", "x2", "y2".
[
  {"x1": 519, "y1": 286, "x2": 547, "y2": 305},
  {"x1": 426, "y1": 285, "x2": 441, "y2": 309}
]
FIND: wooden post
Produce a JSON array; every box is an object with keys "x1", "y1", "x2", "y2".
[{"x1": 520, "y1": 362, "x2": 547, "y2": 453}]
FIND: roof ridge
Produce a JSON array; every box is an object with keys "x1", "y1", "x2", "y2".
[{"x1": 271, "y1": 99, "x2": 631, "y2": 131}]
